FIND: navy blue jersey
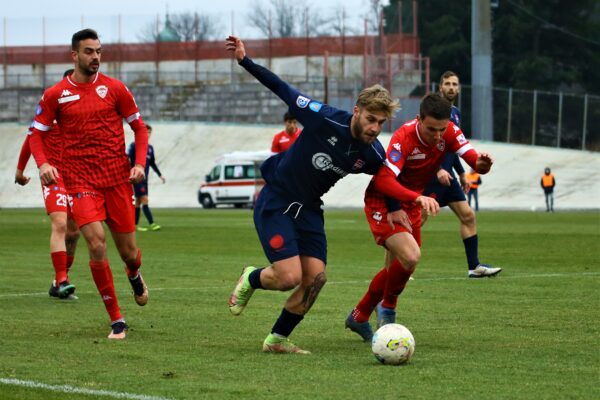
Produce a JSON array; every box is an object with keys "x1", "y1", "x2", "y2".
[
  {"x1": 450, "y1": 105, "x2": 461, "y2": 127},
  {"x1": 239, "y1": 57, "x2": 386, "y2": 206},
  {"x1": 128, "y1": 142, "x2": 162, "y2": 179}
]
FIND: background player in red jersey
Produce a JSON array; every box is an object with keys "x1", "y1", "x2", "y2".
[
  {"x1": 271, "y1": 112, "x2": 301, "y2": 153},
  {"x1": 28, "y1": 29, "x2": 150, "y2": 340},
  {"x1": 345, "y1": 93, "x2": 494, "y2": 341},
  {"x1": 15, "y1": 69, "x2": 81, "y2": 300},
  {"x1": 15, "y1": 124, "x2": 81, "y2": 299}
]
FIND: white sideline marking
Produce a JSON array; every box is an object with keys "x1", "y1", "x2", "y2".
[
  {"x1": 0, "y1": 271, "x2": 598, "y2": 299},
  {"x1": 0, "y1": 378, "x2": 174, "y2": 400}
]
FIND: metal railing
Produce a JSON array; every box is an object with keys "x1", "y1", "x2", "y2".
[{"x1": 1, "y1": 72, "x2": 597, "y2": 152}]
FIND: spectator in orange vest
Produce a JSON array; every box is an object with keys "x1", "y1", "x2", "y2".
[
  {"x1": 466, "y1": 169, "x2": 482, "y2": 211},
  {"x1": 271, "y1": 112, "x2": 301, "y2": 153},
  {"x1": 541, "y1": 167, "x2": 556, "y2": 212}
]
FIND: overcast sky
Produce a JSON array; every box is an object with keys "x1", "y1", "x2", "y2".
[{"x1": 1, "y1": 0, "x2": 383, "y2": 46}]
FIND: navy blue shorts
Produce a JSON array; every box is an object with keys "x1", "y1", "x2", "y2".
[
  {"x1": 253, "y1": 185, "x2": 327, "y2": 264},
  {"x1": 133, "y1": 181, "x2": 148, "y2": 198},
  {"x1": 423, "y1": 175, "x2": 466, "y2": 208}
]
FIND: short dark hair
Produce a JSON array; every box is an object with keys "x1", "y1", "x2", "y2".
[
  {"x1": 71, "y1": 29, "x2": 99, "y2": 51},
  {"x1": 439, "y1": 70, "x2": 459, "y2": 86},
  {"x1": 146, "y1": 124, "x2": 152, "y2": 131},
  {"x1": 283, "y1": 112, "x2": 296, "y2": 122},
  {"x1": 419, "y1": 93, "x2": 451, "y2": 120},
  {"x1": 63, "y1": 69, "x2": 74, "y2": 78}
]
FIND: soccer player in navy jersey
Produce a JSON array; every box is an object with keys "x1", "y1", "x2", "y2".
[
  {"x1": 422, "y1": 71, "x2": 501, "y2": 278},
  {"x1": 225, "y1": 36, "x2": 431, "y2": 354},
  {"x1": 128, "y1": 124, "x2": 166, "y2": 232}
]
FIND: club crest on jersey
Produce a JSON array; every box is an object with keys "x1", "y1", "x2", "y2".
[
  {"x1": 352, "y1": 159, "x2": 365, "y2": 170},
  {"x1": 296, "y1": 95, "x2": 310, "y2": 108},
  {"x1": 96, "y1": 85, "x2": 108, "y2": 99},
  {"x1": 436, "y1": 139, "x2": 446, "y2": 151}
]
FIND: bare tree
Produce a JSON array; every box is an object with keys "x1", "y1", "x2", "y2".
[
  {"x1": 137, "y1": 19, "x2": 159, "y2": 43},
  {"x1": 367, "y1": 0, "x2": 384, "y2": 34},
  {"x1": 248, "y1": 0, "x2": 298, "y2": 37},
  {"x1": 327, "y1": 4, "x2": 360, "y2": 36},
  {"x1": 137, "y1": 12, "x2": 222, "y2": 43},
  {"x1": 171, "y1": 13, "x2": 222, "y2": 41}
]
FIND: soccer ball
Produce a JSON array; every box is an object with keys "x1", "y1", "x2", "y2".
[{"x1": 371, "y1": 323, "x2": 415, "y2": 365}]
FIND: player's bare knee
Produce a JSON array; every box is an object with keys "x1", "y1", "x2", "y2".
[
  {"x1": 276, "y1": 270, "x2": 302, "y2": 290},
  {"x1": 401, "y1": 249, "x2": 421, "y2": 269},
  {"x1": 461, "y1": 208, "x2": 476, "y2": 227},
  {"x1": 51, "y1": 220, "x2": 68, "y2": 236},
  {"x1": 118, "y1": 245, "x2": 138, "y2": 264},
  {"x1": 87, "y1": 240, "x2": 106, "y2": 260}
]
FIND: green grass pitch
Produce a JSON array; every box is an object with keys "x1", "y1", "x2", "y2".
[{"x1": 0, "y1": 208, "x2": 598, "y2": 400}]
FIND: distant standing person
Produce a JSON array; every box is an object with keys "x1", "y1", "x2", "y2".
[
  {"x1": 541, "y1": 167, "x2": 555, "y2": 212},
  {"x1": 128, "y1": 124, "x2": 165, "y2": 231},
  {"x1": 271, "y1": 112, "x2": 301, "y2": 153},
  {"x1": 466, "y1": 168, "x2": 482, "y2": 211}
]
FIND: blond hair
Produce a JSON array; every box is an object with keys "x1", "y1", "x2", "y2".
[{"x1": 356, "y1": 84, "x2": 400, "y2": 119}]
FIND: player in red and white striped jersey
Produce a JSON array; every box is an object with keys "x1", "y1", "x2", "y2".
[
  {"x1": 28, "y1": 28, "x2": 150, "y2": 340},
  {"x1": 346, "y1": 93, "x2": 494, "y2": 341}
]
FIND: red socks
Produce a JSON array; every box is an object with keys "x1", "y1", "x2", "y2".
[
  {"x1": 354, "y1": 267, "x2": 388, "y2": 322},
  {"x1": 382, "y1": 259, "x2": 413, "y2": 309},
  {"x1": 50, "y1": 251, "x2": 68, "y2": 284},
  {"x1": 125, "y1": 249, "x2": 142, "y2": 279},
  {"x1": 89, "y1": 260, "x2": 122, "y2": 322}
]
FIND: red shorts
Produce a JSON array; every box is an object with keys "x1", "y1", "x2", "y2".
[
  {"x1": 69, "y1": 183, "x2": 135, "y2": 233},
  {"x1": 364, "y1": 194, "x2": 422, "y2": 247},
  {"x1": 41, "y1": 177, "x2": 71, "y2": 216}
]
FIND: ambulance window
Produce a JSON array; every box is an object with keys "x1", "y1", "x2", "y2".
[{"x1": 225, "y1": 165, "x2": 255, "y2": 180}]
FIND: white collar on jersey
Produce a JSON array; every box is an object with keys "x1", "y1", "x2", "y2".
[
  {"x1": 415, "y1": 122, "x2": 430, "y2": 147},
  {"x1": 66, "y1": 72, "x2": 99, "y2": 87}
]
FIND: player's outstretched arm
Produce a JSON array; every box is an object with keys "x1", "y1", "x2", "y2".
[
  {"x1": 225, "y1": 35, "x2": 307, "y2": 112},
  {"x1": 225, "y1": 36, "x2": 246, "y2": 62}
]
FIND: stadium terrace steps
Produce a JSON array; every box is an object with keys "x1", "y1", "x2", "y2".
[{"x1": 1, "y1": 122, "x2": 597, "y2": 210}]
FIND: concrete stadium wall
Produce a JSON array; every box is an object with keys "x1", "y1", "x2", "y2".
[{"x1": 1, "y1": 122, "x2": 598, "y2": 210}]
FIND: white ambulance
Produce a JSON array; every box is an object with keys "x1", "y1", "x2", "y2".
[{"x1": 198, "y1": 151, "x2": 272, "y2": 208}]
